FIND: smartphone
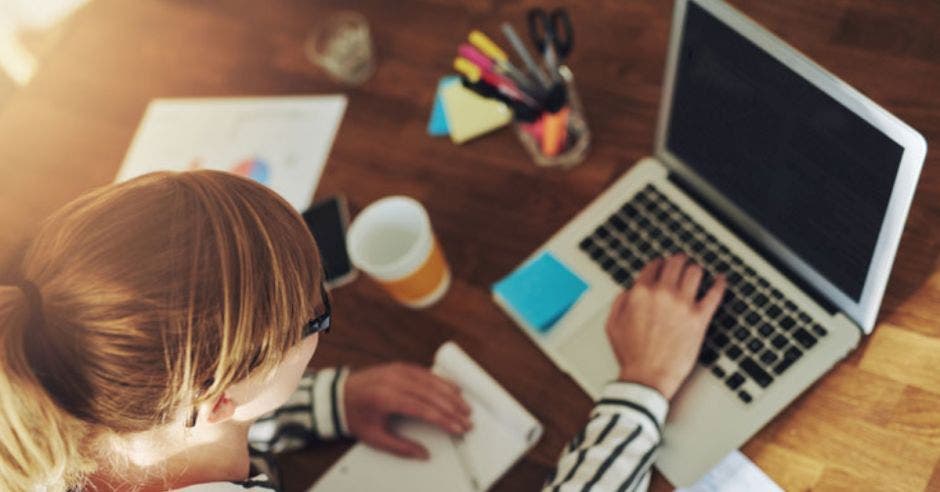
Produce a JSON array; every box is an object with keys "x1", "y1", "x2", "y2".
[{"x1": 302, "y1": 195, "x2": 358, "y2": 288}]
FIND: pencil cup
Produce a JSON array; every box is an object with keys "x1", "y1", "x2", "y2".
[
  {"x1": 346, "y1": 196, "x2": 451, "y2": 308},
  {"x1": 513, "y1": 66, "x2": 591, "y2": 169}
]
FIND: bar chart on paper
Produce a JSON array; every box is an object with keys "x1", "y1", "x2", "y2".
[{"x1": 117, "y1": 96, "x2": 347, "y2": 210}]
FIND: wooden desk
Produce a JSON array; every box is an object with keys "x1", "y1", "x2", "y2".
[{"x1": 1, "y1": 1, "x2": 938, "y2": 490}]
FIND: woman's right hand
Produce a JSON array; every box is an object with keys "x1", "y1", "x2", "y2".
[
  {"x1": 343, "y1": 363, "x2": 472, "y2": 459},
  {"x1": 605, "y1": 254, "x2": 726, "y2": 400}
]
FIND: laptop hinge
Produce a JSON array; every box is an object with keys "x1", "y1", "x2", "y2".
[{"x1": 666, "y1": 171, "x2": 840, "y2": 316}]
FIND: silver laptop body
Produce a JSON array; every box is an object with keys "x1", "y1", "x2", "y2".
[{"x1": 497, "y1": 0, "x2": 927, "y2": 486}]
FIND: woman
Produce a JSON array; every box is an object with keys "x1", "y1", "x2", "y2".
[{"x1": 0, "y1": 170, "x2": 723, "y2": 491}]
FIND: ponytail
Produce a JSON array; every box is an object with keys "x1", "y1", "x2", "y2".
[{"x1": 0, "y1": 285, "x2": 93, "y2": 491}]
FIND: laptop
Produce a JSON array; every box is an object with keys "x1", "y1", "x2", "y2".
[{"x1": 494, "y1": 0, "x2": 926, "y2": 486}]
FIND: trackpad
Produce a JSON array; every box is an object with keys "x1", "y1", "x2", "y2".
[{"x1": 557, "y1": 306, "x2": 620, "y2": 395}]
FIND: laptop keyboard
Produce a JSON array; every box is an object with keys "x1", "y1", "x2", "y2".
[{"x1": 577, "y1": 184, "x2": 828, "y2": 404}]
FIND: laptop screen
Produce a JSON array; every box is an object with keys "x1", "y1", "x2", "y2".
[{"x1": 665, "y1": 2, "x2": 905, "y2": 302}]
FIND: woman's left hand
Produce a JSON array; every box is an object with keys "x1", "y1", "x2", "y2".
[{"x1": 343, "y1": 362, "x2": 473, "y2": 459}]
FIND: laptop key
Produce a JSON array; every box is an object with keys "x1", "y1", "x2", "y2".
[
  {"x1": 725, "y1": 373, "x2": 745, "y2": 390},
  {"x1": 793, "y1": 328, "x2": 817, "y2": 348},
  {"x1": 812, "y1": 324, "x2": 828, "y2": 337},
  {"x1": 615, "y1": 245, "x2": 632, "y2": 259},
  {"x1": 712, "y1": 366, "x2": 726, "y2": 378},
  {"x1": 731, "y1": 300, "x2": 747, "y2": 314},
  {"x1": 760, "y1": 350, "x2": 778, "y2": 365},
  {"x1": 601, "y1": 257, "x2": 615, "y2": 270},
  {"x1": 740, "y1": 357, "x2": 773, "y2": 388},
  {"x1": 744, "y1": 311, "x2": 761, "y2": 325},
  {"x1": 773, "y1": 348, "x2": 803, "y2": 375},
  {"x1": 610, "y1": 216, "x2": 628, "y2": 232},
  {"x1": 698, "y1": 346, "x2": 719, "y2": 365},
  {"x1": 589, "y1": 247, "x2": 604, "y2": 260},
  {"x1": 712, "y1": 332, "x2": 730, "y2": 348},
  {"x1": 773, "y1": 358, "x2": 794, "y2": 375},
  {"x1": 798, "y1": 312, "x2": 812, "y2": 324},
  {"x1": 784, "y1": 346, "x2": 803, "y2": 361},
  {"x1": 579, "y1": 237, "x2": 595, "y2": 251},
  {"x1": 771, "y1": 334, "x2": 788, "y2": 349},
  {"x1": 766, "y1": 305, "x2": 783, "y2": 319},
  {"x1": 612, "y1": 268, "x2": 629, "y2": 284},
  {"x1": 758, "y1": 323, "x2": 774, "y2": 337},
  {"x1": 726, "y1": 345, "x2": 743, "y2": 360},
  {"x1": 622, "y1": 203, "x2": 639, "y2": 218},
  {"x1": 734, "y1": 327, "x2": 749, "y2": 341},
  {"x1": 740, "y1": 283, "x2": 755, "y2": 296},
  {"x1": 753, "y1": 293, "x2": 769, "y2": 307},
  {"x1": 746, "y1": 338, "x2": 764, "y2": 353},
  {"x1": 779, "y1": 316, "x2": 796, "y2": 331},
  {"x1": 738, "y1": 390, "x2": 753, "y2": 403},
  {"x1": 595, "y1": 226, "x2": 610, "y2": 239}
]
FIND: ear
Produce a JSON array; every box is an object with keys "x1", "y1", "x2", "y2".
[{"x1": 206, "y1": 393, "x2": 237, "y2": 424}]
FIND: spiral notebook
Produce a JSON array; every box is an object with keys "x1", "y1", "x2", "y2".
[{"x1": 308, "y1": 342, "x2": 543, "y2": 492}]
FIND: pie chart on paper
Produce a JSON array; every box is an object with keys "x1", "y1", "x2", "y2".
[{"x1": 230, "y1": 157, "x2": 271, "y2": 185}]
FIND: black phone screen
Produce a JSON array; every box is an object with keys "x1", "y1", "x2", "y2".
[{"x1": 302, "y1": 197, "x2": 354, "y2": 285}]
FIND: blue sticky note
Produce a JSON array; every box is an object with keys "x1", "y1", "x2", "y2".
[
  {"x1": 427, "y1": 76, "x2": 459, "y2": 136},
  {"x1": 492, "y1": 252, "x2": 589, "y2": 332}
]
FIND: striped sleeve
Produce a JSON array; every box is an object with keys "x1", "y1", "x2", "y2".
[
  {"x1": 544, "y1": 382, "x2": 668, "y2": 492},
  {"x1": 247, "y1": 367, "x2": 351, "y2": 453}
]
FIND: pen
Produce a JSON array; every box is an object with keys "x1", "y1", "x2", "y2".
[
  {"x1": 500, "y1": 23, "x2": 551, "y2": 90},
  {"x1": 453, "y1": 57, "x2": 538, "y2": 108},
  {"x1": 467, "y1": 30, "x2": 539, "y2": 94}
]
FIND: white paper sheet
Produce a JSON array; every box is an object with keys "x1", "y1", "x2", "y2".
[
  {"x1": 676, "y1": 450, "x2": 783, "y2": 492},
  {"x1": 310, "y1": 419, "x2": 476, "y2": 492},
  {"x1": 117, "y1": 95, "x2": 347, "y2": 211},
  {"x1": 433, "y1": 342, "x2": 544, "y2": 490}
]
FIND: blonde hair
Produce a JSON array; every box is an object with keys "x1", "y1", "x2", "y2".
[{"x1": 0, "y1": 171, "x2": 323, "y2": 490}]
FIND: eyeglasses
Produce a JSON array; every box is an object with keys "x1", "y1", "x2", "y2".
[
  {"x1": 303, "y1": 285, "x2": 332, "y2": 337},
  {"x1": 185, "y1": 284, "x2": 332, "y2": 427}
]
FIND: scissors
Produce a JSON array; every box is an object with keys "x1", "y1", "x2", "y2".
[{"x1": 526, "y1": 7, "x2": 574, "y2": 78}]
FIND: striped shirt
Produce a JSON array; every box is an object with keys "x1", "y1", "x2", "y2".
[{"x1": 182, "y1": 370, "x2": 667, "y2": 492}]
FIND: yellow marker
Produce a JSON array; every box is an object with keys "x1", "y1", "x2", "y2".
[
  {"x1": 453, "y1": 57, "x2": 482, "y2": 82},
  {"x1": 469, "y1": 30, "x2": 507, "y2": 62}
]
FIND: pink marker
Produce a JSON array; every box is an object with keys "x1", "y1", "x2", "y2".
[
  {"x1": 458, "y1": 44, "x2": 495, "y2": 72},
  {"x1": 459, "y1": 44, "x2": 538, "y2": 107}
]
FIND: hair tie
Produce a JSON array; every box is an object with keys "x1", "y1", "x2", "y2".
[{"x1": 16, "y1": 280, "x2": 45, "y2": 328}]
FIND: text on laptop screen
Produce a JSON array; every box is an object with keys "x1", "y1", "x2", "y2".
[{"x1": 666, "y1": 2, "x2": 904, "y2": 301}]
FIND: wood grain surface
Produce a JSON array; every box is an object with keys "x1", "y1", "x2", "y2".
[{"x1": 0, "y1": 1, "x2": 938, "y2": 490}]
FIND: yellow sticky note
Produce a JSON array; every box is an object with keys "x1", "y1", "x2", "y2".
[{"x1": 440, "y1": 83, "x2": 512, "y2": 144}]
